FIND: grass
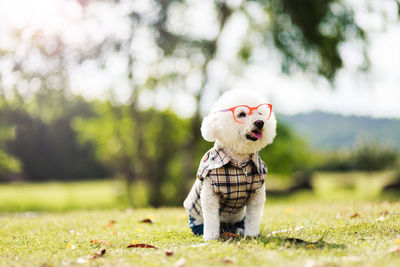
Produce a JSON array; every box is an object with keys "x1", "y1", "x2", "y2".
[
  {"x1": 1, "y1": 174, "x2": 400, "y2": 266},
  {"x1": 1, "y1": 201, "x2": 400, "y2": 266},
  {"x1": 1, "y1": 171, "x2": 397, "y2": 212},
  {"x1": 0, "y1": 179, "x2": 150, "y2": 212},
  {"x1": 312, "y1": 171, "x2": 397, "y2": 200}
]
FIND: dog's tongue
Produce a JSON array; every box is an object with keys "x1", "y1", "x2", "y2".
[{"x1": 251, "y1": 130, "x2": 263, "y2": 139}]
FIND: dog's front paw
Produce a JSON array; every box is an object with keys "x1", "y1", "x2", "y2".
[
  {"x1": 244, "y1": 229, "x2": 260, "y2": 237},
  {"x1": 203, "y1": 232, "x2": 219, "y2": 241}
]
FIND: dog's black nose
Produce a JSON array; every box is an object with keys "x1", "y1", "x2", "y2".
[{"x1": 254, "y1": 120, "x2": 264, "y2": 130}]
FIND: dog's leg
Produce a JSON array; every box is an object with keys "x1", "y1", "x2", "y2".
[
  {"x1": 244, "y1": 183, "x2": 266, "y2": 237},
  {"x1": 200, "y1": 179, "x2": 220, "y2": 240}
]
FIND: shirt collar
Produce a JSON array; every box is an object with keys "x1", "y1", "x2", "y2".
[{"x1": 208, "y1": 146, "x2": 267, "y2": 174}]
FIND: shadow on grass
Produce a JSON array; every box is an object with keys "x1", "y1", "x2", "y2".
[{"x1": 256, "y1": 234, "x2": 347, "y2": 249}]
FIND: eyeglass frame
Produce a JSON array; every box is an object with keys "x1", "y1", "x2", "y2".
[{"x1": 217, "y1": 103, "x2": 272, "y2": 123}]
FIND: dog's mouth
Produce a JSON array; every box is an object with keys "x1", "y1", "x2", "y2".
[{"x1": 246, "y1": 129, "x2": 263, "y2": 141}]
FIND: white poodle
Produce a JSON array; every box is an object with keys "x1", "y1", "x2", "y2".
[{"x1": 183, "y1": 89, "x2": 277, "y2": 240}]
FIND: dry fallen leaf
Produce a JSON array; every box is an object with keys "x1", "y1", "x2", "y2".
[
  {"x1": 91, "y1": 239, "x2": 110, "y2": 245},
  {"x1": 221, "y1": 258, "x2": 235, "y2": 264},
  {"x1": 389, "y1": 246, "x2": 400, "y2": 253},
  {"x1": 174, "y1": 258, "x2": 186, "y2": 267},
  {"x1": 104, "y1": 220, "x2": 116, "y2": 228},
  {"x1": 92, "y1": 249, "x2": 106, "y2": 259},
  {"x1": 306, "y1": 244, "x2": 316, "y2": 249},
  {"x1": 140, "y1": 218, "x2": 155, "y2": 224},
  {"x1": 127, "y1": 243, "x2": 158, "y2": 249},
  {"x1": 350, "y1": 213, "x2": 360, "y2": 218},
  {"x1": 220, "y1": 232, "x2": 238, "y2": 238},
  {"x1": 165, "y1": 250, "x2": 174, "y2": 256},
  {"x1": 380, "y1": 210, "x2": 390, "y2": 216}
]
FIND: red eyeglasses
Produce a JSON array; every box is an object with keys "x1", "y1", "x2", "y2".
[{"x1": 217, "y1": 103, "x2": 272, "y2": 123}]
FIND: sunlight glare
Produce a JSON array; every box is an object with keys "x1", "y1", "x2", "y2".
[{"x1": 0, "y1": 0, "x2": 82, "y2": 34}]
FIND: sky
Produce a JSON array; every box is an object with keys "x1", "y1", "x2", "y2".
[{"x1": 0, "y1": 0, "x2": 399, "y2": 119}]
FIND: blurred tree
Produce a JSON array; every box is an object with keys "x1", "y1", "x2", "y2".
[
  {"x1": 267, "y1": 0, "x2": 367, "y2": 79},
  {"x1": 352, "y1": 141, "x2": 398, "y2": 172},
  {"x1": 0, "y1": 149, "x2": 21, "y2": 182},
  {"x1": 74, "y1": 102, "x2": 193, "y2": 206},
  {"x1": 1, "y1": 0, "x2": 398, "y2": 204},
  {"x1": 315, "y1": 140, "x2": 398, "y2": 172},
  {"x1": 0, "y1": 116, "x2": 21, "y2": 181},
  {"x1": 73, "y1": 102, "x2": 138, "y2": 203},
  {"x1": 260, "y1": 121, "x2": 311, "y2": 174},
  {"x1": 0, "y1": 93, "x2": 108, "y2": 181},
  {"x1": 0, "y1": 96, "x2": 22, "y2": 181},
  {"x1": 114, "y1": 0, "x2": 372, "y2": 204}
]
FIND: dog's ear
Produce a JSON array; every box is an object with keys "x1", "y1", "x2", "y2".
[
  {"x1": 264, "y1": 112, "x2": 277, "y2": 145},
  {"x1": 201, "y1": 113, "x2": 218, "y2": 142}
]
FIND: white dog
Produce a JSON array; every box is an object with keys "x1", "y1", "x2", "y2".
[{"x1": 183, "y1": 89, "x2": 277, "y2": 240}]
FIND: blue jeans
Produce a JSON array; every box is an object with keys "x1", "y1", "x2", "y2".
[{"x1": 189, "y1": 215, "x2": 245, "y2": 236}]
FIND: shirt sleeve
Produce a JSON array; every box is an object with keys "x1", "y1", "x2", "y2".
[{"x1": 196, "y1": 151, "x2": 211, "y2": 181}]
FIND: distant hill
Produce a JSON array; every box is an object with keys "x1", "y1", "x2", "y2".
[{"x1": 279, "y1": 111, "x2": 400, "y2": 150}]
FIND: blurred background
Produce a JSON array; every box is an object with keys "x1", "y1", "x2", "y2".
[{"x1": 1, "y1": 0, "x2": 400, "y2": 212}]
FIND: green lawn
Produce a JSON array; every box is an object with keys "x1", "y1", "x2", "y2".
[
  {"x1": 1, "y1": 201, "x2": 400, "y2": 266},
  {"x1": 0, "y1": 180, "x2": 149, "y2": 212},
  {"x1": 1, "y1": 171, "x2": 397, "y2": 212},
  {"x1": 1, "y1": 175, "x2": 400, "y2": 266}
]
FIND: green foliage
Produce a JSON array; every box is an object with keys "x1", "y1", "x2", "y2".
[
  {"x1": 73, "y1": 102, "x2": 137, "y2": 169},
  {"x1": 73, "y1": 102, "x2": 194, "y2": 206},
  {"x1": 266, "y1": 0, "x2": 367, "y2": 79},
  {"x1": 0, "y1": 136, "x2": 21, "y2": 181},
  {"x1": 352, "y1": 142, "x2": 398, "y2": 171},
  {"x1": 151, "y1": 0, "x2": 370, "y2": 81},
  {"x1": 0, "y1": 150, "x2": 21, "y2": 180},
  {"x1": 260, "y1": 121, "x2": 311, "y2": 174},
  {"x1": 0, "y1": 104, "x2": 21, "y2": 180},
  {"x1": 0, "y1": 94, "x2": 107, "y2": 181},
  {"x1": 316, "y1": 141, "x2": 399, "y2": 172}
]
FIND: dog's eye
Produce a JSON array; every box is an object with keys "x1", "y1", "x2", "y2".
[{"x1": 238, "y1": 112, "x2": 246, "y2": 118}]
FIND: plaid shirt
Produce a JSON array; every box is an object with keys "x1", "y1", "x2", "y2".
[{"x1": 184, "y1": 146, "x2": 267, "y2": 217}]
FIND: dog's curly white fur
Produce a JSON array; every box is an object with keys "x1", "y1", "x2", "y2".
[{"x1": 185, "y1": 89, "x2": 277, "y2": 240}]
